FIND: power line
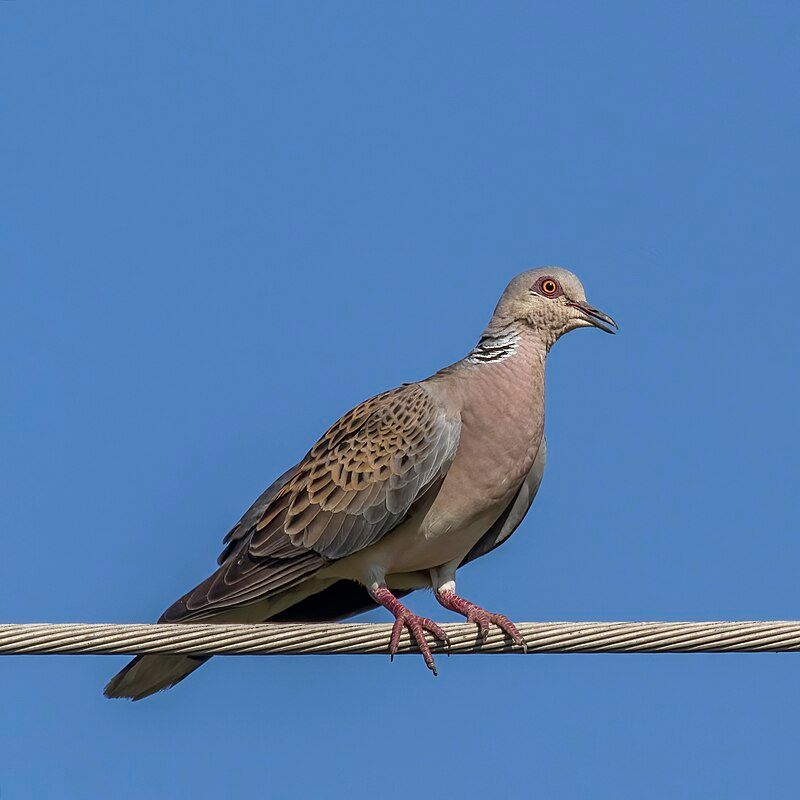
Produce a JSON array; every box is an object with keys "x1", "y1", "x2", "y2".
[{"x1": 2, "y1": 621, "x2": 799, "y2": 657}]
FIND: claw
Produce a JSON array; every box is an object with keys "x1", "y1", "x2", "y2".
[
  {"x1": 487, "y1": 612, "x2": 528, "y2": 651},
  {"x1": 467, "y1": 608, "x2": 490, "y2": 642},
  {"x1": 436, "y1": 590, "x2": 528, "y2": 651},
  {"x1": 371, "y1": 586, "x2": 448, "y2": 674}
]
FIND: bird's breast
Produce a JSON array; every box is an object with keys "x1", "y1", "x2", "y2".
[
  {"x1": 326, "y1": 349, "x2": 547, "y2": 579},
  {"x1": 423, "y1": 356, "x2": 546, "y2": 543}
]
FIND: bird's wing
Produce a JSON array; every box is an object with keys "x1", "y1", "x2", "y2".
[
  {"x1": 217, "y1": 463, "x2": 301, "y2": 564},
  {"x1": 249, "y1": 382, "x2": 461, "y2": 560},
  {"x1": 460, "y1": 435, "x2": 547, "y2": 567},
  {"x1": 161, "y1": 383, "x2": 460, "y2": 621}
]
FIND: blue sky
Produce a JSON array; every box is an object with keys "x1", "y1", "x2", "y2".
[{"x1": 2, "y1": 2, "x2": 800, "y2": 797}]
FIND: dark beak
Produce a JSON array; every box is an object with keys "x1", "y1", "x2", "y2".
[{"x1": 568, "y1": 301, "x2": 618, "y2": 334}]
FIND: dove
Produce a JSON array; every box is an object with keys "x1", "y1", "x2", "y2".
[{"x1": 105, "y1": 267, "x2": 616, "y2": 699}]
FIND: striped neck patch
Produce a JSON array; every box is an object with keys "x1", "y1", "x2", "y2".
[{"x1": 465, "y1": 327, "x2": 520, "y2": 364}]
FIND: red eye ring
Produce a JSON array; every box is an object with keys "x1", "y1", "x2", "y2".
[{"x1": 540, "y1": 278, "x2": 559, "y2": 296}]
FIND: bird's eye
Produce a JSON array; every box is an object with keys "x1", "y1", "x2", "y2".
[{"x1": 539, "y1": 278, "x2": 560, "y2": 297}]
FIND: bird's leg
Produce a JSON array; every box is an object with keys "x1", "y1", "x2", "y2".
[
  {"x1": 369, "y1": 585, "x2": 449, "y2": 675},
  {"x1": 433, "y1": 572, "x2": 527, "y2": 652}
]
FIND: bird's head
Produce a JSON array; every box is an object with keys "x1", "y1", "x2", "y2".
[{"x1": 493, "y1": 267, "x2": 617, "y2": 348}]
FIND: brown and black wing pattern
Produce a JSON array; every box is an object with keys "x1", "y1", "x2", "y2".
[{"x1": 161, "y1": 383, "x2": 460, "y2": 622}]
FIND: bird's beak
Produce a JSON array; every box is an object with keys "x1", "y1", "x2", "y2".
[{"x1": 567, "y1": 301, "x2": 618, "y2": 334}]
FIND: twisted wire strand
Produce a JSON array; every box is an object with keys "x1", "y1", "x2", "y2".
[{"x1": 1, "y1": 622, "x2": 800, "y2": 657}]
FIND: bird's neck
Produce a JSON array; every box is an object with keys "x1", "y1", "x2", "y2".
[
  {"x1": 428, "y1": 321, "x2": 548, "y2": 389},
  {"x1": 451, "y1": 322, "x2": 547, "y2": 467},
  {"x1": 465, "y1": 322, "x2": 522, "y2": 365},
  {"x1": 465, "y1": 321, "x2": 549, "y2": 365}
]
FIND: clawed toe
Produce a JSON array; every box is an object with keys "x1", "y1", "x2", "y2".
[
  {"x1": 372, "y1": 587, "x2": 448, "y2": 674},
  {"x1": 488, "y1": 613, "x2": 528, "y2": 652},
  {"x1": 466, "y1": 609, "x2": 491, "y2": 642},
  {"x1": 421, "y1": 617, "x2": 450, "y2": 647},
  {"x1": 436, "y1": 590, "x2": 527, "y2": 651},
  {"x1": 389, "y1": 612, "x2": 448, "y2": 674}
]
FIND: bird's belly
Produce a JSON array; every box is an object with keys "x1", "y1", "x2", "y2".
[
  {"x1": 393, "y1": 506, "x2": 501, "y2": 571},
  {"x1": 324, "y1": 493, "x2": 510, "y2": 585}
]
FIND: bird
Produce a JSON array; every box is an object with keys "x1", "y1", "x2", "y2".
[{"x1": 104, "y1": 266, "x2": 616, "y2": 700}]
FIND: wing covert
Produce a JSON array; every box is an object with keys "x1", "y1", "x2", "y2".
[
  {"x1": 164, "y1": 383, "x2": 460, "y2": 622},
  {"x1": 251, "y1": 383, "x2": 460, "y2": 560}
]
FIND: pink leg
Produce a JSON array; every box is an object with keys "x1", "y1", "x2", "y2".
[
  {"x1": 436, "y1": 590, "x2": 528, "y2": 652},
  {"x1": 370, "y1": 586, "x2": 449, "y2": 675}
]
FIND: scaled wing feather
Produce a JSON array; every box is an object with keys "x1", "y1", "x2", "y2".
[
  {"x1": 163, "y1": 383, "x2": 460, "y2": 621},
  {"x1": 252, "y1": 383, "x2": 460, "y2": 560}
]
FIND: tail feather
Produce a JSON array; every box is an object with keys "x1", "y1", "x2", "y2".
[
  {"x1": 103, "y1": 578, "x2": 375, "y2": 700},
  {"x1": 103, "y1": 654, "x2": 209, "y2": 701}
]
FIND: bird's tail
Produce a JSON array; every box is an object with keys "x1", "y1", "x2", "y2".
[{"x1": 103, "y1": 653, "x2": 209, "y2": 701}]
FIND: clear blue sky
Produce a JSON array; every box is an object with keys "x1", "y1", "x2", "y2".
[{"x1": 2, "y1": 2, "x2": 799, "y2": 797}]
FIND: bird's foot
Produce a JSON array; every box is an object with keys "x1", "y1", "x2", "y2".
[
  {"x1": 370, "y1": 587, "x2": 449, "y2": 675},
  {"x1": 435, "y1": 590, "x2": 527, "y2": 652}
]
